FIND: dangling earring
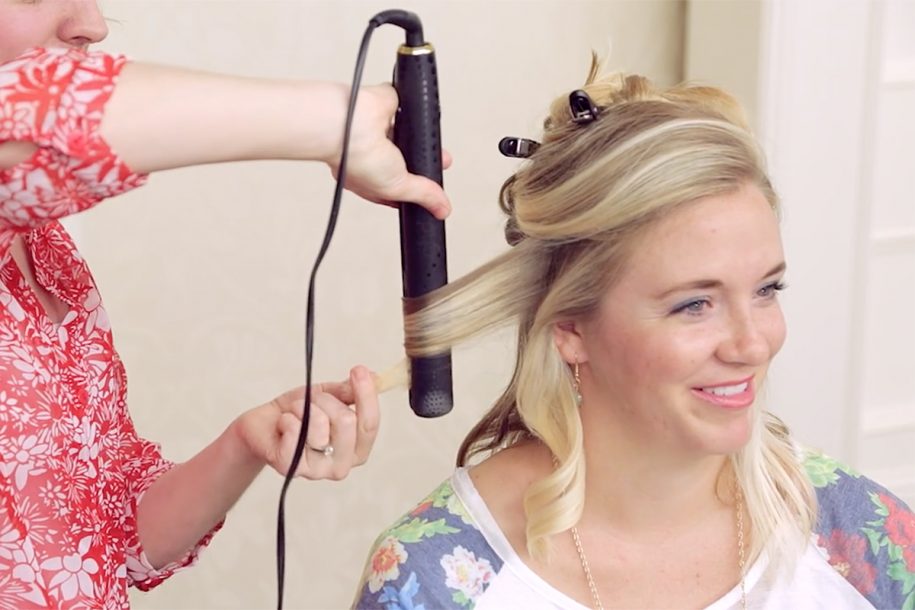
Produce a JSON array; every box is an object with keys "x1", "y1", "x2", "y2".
[{"x1": 573, "y1": 360, "x2": 582, "y2": 406}]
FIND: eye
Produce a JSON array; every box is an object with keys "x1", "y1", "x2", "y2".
[
  {"x1": 757, "y1": 281, "x2": 787, "y2": 299},
  {"x1": 671, "y1": 298, "x2": 711, "y2": 316}
]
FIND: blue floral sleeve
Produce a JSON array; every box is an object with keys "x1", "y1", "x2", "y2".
[
  {"x1": 807, "y1": 452, "x2": 915, "y2": 609},
  {"x1": 353, "y1": 479, "x2": 503, "y2": 609}
]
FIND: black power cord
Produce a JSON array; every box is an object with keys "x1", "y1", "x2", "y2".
[
  {"x1": 274, "y1": 18, "x2": 380, "y2": 610},
  {"x1": 276, "y1": 8, "x2": 445, "y2": 607}
]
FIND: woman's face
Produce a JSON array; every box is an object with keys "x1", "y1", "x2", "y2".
[
  {"x1": 567, "y1": 183, "x2": 786, "y2": 457},
  {"x1": 0, "y1": 0, "x2": 107, "y2": 64}
]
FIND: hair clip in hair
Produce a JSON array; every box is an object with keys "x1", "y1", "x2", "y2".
[
  {"x1": 498, "y1": 136, "x2": 540, "y2": 159},
  {"x1": 569, "y1": 89, "x2": 600, "y2": 124}
]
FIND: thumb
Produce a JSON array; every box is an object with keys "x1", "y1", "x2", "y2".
[{"x1": 390, "y1": 174, "x2": 451, "y2": 219}]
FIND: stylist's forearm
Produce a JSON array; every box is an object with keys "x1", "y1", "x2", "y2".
[
  {"x1": 101, "y1": 63, "x2": 346, "y2": 173},
  {"x1": 136, "y1": 421, "x2": 263, "y2": 569}
]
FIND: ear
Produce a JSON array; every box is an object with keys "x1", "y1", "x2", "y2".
[{"x1": 551, "y1": 319, "x2": 589, "y2": 365}]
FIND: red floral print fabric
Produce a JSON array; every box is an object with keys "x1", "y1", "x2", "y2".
[{"x1": 0, "y1": 48, "x2": 215, "y2": 609}]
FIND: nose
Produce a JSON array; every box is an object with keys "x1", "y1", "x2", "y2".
[
  {"x1": 58, "y1": 1, "x2": 108, "y2": 48},
  {"x1": 716, "y1": 309, "x2": 773, "y2": 367}
]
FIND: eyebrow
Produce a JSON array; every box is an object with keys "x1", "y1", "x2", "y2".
[{"x1": 653, "y1": 261, "x2": 787, "y2": 300}]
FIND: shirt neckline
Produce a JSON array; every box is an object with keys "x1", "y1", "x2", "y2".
[{"x1": 451, "y1": 466, "x2": 769, "y2": 609}]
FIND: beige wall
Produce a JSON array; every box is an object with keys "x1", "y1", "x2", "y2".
[
  {"x1": 83, "y1": 1, "x2": 684, "y2": 608},
  {"x1": 684, "y1": 0, "x2": 762, "y2": 129}
]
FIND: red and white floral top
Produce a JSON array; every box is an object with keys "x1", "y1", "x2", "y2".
[{"x1": 0, "y1": 48, "x2": 215, "y2": 609}]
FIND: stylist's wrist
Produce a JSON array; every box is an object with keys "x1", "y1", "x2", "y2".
[
  {"x1": 226, "y1": 411, "x2": 271, "y2": 476},
  {"x1": 317, "y1": 82, "x2": 392, "y2": 177},
  {"x1": 308, "y1": 81, "x2": 351, "y2": 167}
]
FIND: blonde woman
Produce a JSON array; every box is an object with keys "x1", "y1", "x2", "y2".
[{"x1": 353, "y1": 64, "x2": 915, "y2": 609}]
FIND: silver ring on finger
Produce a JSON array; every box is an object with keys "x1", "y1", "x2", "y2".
[{"x1": 309, "y1": 444, "x2": 334, "y2": 458}]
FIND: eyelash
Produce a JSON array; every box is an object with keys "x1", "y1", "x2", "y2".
[
  {"x1": 670, "y1": 281, "x2": 787, "y2": 317},
  {"x1": 671, "y1": 299, "x2": 711, "y2": 316},
  {"x1": 757, "y1": 280, "x2": 787, "y2": 298}
]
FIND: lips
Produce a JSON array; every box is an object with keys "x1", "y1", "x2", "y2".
[{"x1": 691, "y1": 377, "x2": 755, "y2": 409}]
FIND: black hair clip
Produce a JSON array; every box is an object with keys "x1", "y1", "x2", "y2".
[
  {"x1": 498, "y1": 136, "x2": 540, "y2": 159},
  {"x1": 569, "y1": 89, "x2": 600, "y2": 124}
]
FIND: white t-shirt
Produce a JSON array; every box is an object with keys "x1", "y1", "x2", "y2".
[
  {"x1": 451, "y1": 468, "x2": 874, "y2": 609},
  {"x1": 354, "y1": 454, "x2": 913, "y2": 609}
]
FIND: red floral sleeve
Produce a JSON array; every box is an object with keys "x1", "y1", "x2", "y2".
[
  {"x1": 0, "y1": 47, "x2": 147, "y2": 234},
  {"x1": 118, "y1": 414, "x2": 223, "y2": 590}
]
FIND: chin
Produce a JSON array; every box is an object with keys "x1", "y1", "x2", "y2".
[
  {"x1": 693, "y1": 417, "x2": 754, "y2": 457},
  {"x1": 720, "y1": 423, "x2": 754, "y2": 455}
]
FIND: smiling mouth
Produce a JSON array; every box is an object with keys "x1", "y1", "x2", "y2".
[
  {"x1": 691, "y1": 378, "x2": 755, "y2": 409},
  {"x1": 699, "y1": 382, "x2": 749, "y2": 396}
]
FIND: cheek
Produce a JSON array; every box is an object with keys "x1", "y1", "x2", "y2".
[
  {"x1": 618, "y1": 329, "x2": 716, "y2": 384},
  {"x1": 0, "y1": 19, "x2": 50, "y2": 63},
  {"x1": 764, "y1": 305, "x2": 788, "y2": 357},
  {"x1": 650, "y1": 333, "x2": 719, "y2": 378},
  {"x1": 583, "y1": 326, "x2": 647, "y2": 387}
]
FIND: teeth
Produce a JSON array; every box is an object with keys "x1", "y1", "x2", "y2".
[{"x1": 701, "y1": 382, "x2": 748, "y2": 396}]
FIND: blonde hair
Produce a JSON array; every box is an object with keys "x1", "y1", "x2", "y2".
[{"x1": 387, "y1": 58, "x2": 815, "y2": 574}]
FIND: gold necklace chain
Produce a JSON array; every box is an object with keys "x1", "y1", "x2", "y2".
[
  {"x1": 570, "y1": 525, "x2": 604, "y2": 609},
  {"x1": 735, "y1": 485, "x2": 747, "y2": 608},
  {"x1": 569, "y1": 489, "x2": 748, "y2": 610}
]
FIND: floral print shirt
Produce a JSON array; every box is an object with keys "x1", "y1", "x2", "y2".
[
  {"x1": 354, "y1": 453, "x2": 915, "y2": 609},
  {"x1": 0, "y1": 48, "x2": 217, "y2": 609}
]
